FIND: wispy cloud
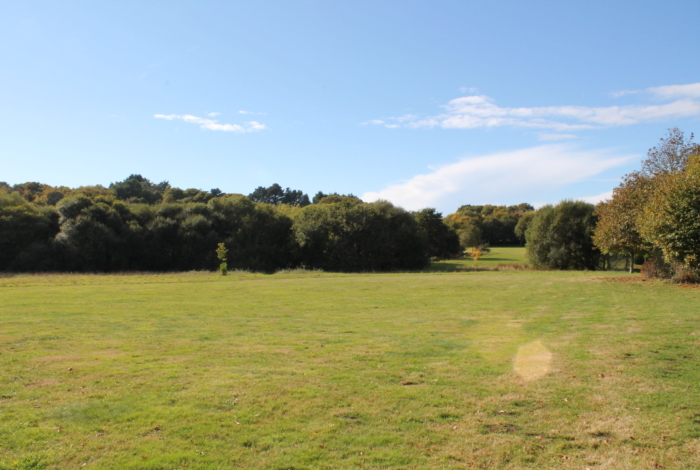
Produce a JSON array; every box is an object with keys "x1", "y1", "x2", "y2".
[
  {"x1": 609, "y1": 89, "x2": 640, "y2": 98},
  {"x1": 366, "y1": 82, "x2": 700, "y2": 131},
  {"x1": 611, "y1": 83, "x2": 700, "y2": 100},
  {"x1": 154, "y1": 114, "x2": 266, "y2": 133},
  {"x1": 238, "y1": 110, "x2": 266, "y2": 115},
  {"x1": 647, "y1": 83, "x2": 700, "y2": 99},
  {"x1": 362, "y1": 145, "x2": 634, "y2": 211},
  {"x1": 207, "y1": 112, "x2": 220, "y2": 117},
  {"x1": 361, "y1": 115, "x2": 418, "y2": 128}
]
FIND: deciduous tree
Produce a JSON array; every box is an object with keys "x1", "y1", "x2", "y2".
[
  {"x1": 638, "y1": 156, "x2": 700, "y2": 279},
  {"x1": 526, "y1": 200, "x2": 599, "y2": 270},
  {"x1": 593, "y1": 172, "x2": 653, "y2": 272}
]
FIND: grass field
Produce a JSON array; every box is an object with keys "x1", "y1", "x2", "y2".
[
  {"x1": 1, "y1": 248, "x2": 699, "y2": 469},
  {"x1": 430, "y1": 246, "x2": 529, "y2": 271}
]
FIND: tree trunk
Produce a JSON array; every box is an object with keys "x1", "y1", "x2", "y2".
[{"x1": 629, "y1": 250, "x2": 635, "y2": 274}]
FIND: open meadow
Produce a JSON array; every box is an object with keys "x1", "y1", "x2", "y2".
[{"x1": 1, "y1": 248, "x2": 699, "y2": 469}]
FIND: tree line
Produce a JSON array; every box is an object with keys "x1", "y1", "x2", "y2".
[
  {"x1": 444, "y1": 203, "x2": 535, "y2": 248},
  {"x1": 593, "y1": 128, "x2": 700, "y2": 280},
  {"x1": 0, "y1": 176, "x2": 470, "y2": 272},
  {"x1": 4, "y1": 128, "x2": 696, "y2": 276}
]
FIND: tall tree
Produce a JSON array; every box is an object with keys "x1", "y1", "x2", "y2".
[
  {"x1": 593, "y1": 128, "x2": 699, "y2": 276},
  {"x1": 593, "y1": 172, "x2": 653, "y2": 272},
  {"x1": 641, "y1": 127, "x2": 698, "y2": 177},
  {"x1": 638, "y1": 155, "x2": 700, "y2": 279}
]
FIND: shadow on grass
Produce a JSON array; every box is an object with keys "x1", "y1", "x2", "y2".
[{"x1": 427, "y1": 262, "x2": 530, "y2": 273}]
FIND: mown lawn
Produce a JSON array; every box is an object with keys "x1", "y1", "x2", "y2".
[{"x1": 1, "y1": 262, "x2": 699, "y2": 469}]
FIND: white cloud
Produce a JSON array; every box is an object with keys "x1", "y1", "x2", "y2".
[
  {"x1": 238, "y1": 110, "x2": 266, "y2": 115},
  {"x1": 577, "y1": 191, "x2": 613, "y2": 205},
  {"x1": 362, "y1": 145, "x2": 634, "y2": 211},
  {"x1": 395, "y1": 114, "x2": 418, "y2": 122},
  {"x1": 207, "y1": 112, "x2": 220, "y2": 117},
  {"x1": 610, "y1": 89, "x2": 640, "y2": 98},
  {"x1": 361, "y1": 118, "x2": 404, "y2": 128},
  {"x1": 154, "y1": 114, "x2": 266, "y2": 133},
  {"x1": 647, "y1": 83, "x2": 700, "y2": 99},
  {"x1": 539, "y1": 133, "x2": 578, "y2": 141},
  {"x1": 366, "y1": 82, "x2": 700, "y2": 131}
]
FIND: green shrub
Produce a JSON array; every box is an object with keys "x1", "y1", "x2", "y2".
[{"x1": 526, "y1": 200, "x2": 600, "y2": 270}]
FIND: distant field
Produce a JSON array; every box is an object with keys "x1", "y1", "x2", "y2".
[
  {"x1": 430, "y1": 246, "x2": 529, "y2": 271},
  {"x1": 1, "y1": 267, "x2": 699, "y2": 469}
]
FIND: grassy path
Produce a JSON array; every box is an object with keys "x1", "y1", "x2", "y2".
[{"x1": 1, "y1": 268, "x2": 699, "y2": 469}]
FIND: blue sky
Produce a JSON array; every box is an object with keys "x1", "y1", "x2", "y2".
[{"x1": 2, "y1": 0, "x2": 700, "y2": 214}]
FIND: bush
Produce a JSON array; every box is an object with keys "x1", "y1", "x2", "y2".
[
  {"x1": 526, "y1": 200, "x2": 600, "y2": 270},
  {"x1": 640, "y1": 257, "x2": 673, "y2": 279}
]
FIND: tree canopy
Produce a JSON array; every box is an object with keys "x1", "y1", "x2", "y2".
[
  {"x1": 526, "y1": 200, "x2": 600, "y2": 270},
  {"x1": 110, "y1": 174, "x2": 170, "y2": 204},
  {"x1": 593, "y1": 172, "x2": 653, "y2": 271},
  {"x1": 593, "y1": 128, "x2": 700, "y2": 279},
  {"x1": 248, "y1": 184, "x2": 311, "y2": 207},
  {"x1": 0, "y1": 178, "x2": 442, "y2": 273},
  {"x1": 413, "y1": 208, "x2": 461, "y2": 259},
  {"x1": 445, "y1": 203, "x2": 534, "y2": 248},
  {"x1": 293, "y1": 200, "x2": 430, "y2": 272},
  {"x1": 638, "y1": 155, "x2": 700, "y2": 278}
]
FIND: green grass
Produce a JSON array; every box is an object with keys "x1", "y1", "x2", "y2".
[
  {"x1": 1, "y1": 267, "x2": 699, "y2": 469},
  {"x1": 429, "y1": 246, "x2": 529, "y2": 272}
]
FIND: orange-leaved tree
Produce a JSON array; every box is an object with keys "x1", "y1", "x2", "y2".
[{"x1": 593, "y1": 172, "x2": 654, "y2": 273}]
